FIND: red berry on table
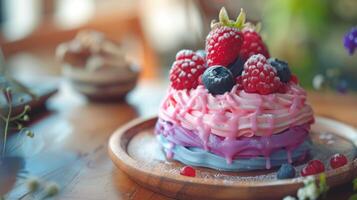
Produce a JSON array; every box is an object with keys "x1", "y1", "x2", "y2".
[
  {"x1": 169, "y1": 49, "x2": 206, "y2": 90},
  {"x1": 180, "y1": 166, "x2": 196, "y2": 177},
  {"x1": 240, "y1": 30, "x2": 270, "y2": 62},
  {"x1": 301, "y1": 160, "x2": 325, "y2": 177},
  {"x1": 330, "y1": 153, "x2": 348, "y2": 169},
  {"x1": 241, "y1": 54, "x2": 281, "y2": 95},
  {"x1": 205, "y1": 7, "x2": 246, "y2": 67}
]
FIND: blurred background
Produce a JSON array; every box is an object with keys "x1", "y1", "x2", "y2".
[{"x1": 0, "y1": 0, "x2": 356, "y2": 90}]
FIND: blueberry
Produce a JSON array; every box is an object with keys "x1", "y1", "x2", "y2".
[
  {"x1": 202, "y1": 66, "x2": 235, "y2": 95},
  {"x1": 227, "y1": 56, "x2": 244, "y2": 77},
  {"x1": 277, "y1": 163, "x2": 296, "y2": 179},
  {"x1": 268, "y1": 58, "x2": 291, "y2": 83}
]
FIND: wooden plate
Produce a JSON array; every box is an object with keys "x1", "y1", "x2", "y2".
[{"x1": 108, "y1": 117, "x2": 357, "y2": 200}]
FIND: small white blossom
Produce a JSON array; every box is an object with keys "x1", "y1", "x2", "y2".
[
  {"x1": 304, "y1": 183, "x2": 319, "y2": 200},
  {"x1": 283, "y1": 196, "x2": 297, "y2": 200},
  {"x1": 303, "y1": 176, "x2": 315, "y2": 185},
  {"x1": 312, "y1": 74, "x2": 325, "y2": 90},
  {"x1": 297, "y1": 187, "x2": 308, "y2": 200},
  {"x1": 297, "y1": 179, "x2": 319, "y2": 200}
]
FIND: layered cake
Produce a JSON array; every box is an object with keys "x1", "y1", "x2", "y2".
[{"x1": 155, "y1": 8, "x2": 314, "y2": 171}]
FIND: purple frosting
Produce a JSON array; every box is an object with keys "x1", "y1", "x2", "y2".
[{"x1": 155, "y1": 118, "x2": 310, "y2": 164}]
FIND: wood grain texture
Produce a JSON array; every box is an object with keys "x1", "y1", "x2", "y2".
[{"x1": 3, "y1": 80, "x2": 357, "y2": 200}]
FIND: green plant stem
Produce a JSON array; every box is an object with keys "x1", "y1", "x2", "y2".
[
  {"x1": 0, "y1": 105, "x2": 28, "y2": 122},
  {"x1": 0, "y1": 113, "x2": 6, "y2": 121},
  {"x1": 2, "y1": 93, "x2": 12, "y2": 157}
]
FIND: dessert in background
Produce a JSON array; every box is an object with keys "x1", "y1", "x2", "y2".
[
  {"x1": 56, "y1": 30, "x2": 139, "y2": 101},
  {"x1": 155, "y1": 8, "x2": 314, "y2": 172}
]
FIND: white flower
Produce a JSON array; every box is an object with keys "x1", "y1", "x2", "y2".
[
  {"x1": 303, "y1": 176, "x2": 315, "y2": 185},
  {"x1": 312, "y1": 74, "x2": 325, "y2": 90},
  {"x1": 297, "y1": 182, "x2": 319, "y2": 200},
  {"x1": 283, "y1": 196, "x2": 297, "y2": 200},
  {"x1": 304, "y1": 183, "x2": 319, "y2": 200},
  {"x1": 297, "y1": 187, "x2": 308, "y2": 200}
]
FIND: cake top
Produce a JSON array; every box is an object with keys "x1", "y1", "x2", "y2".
[
  {"x1": 168, "y1": 7, "x2": 298, "y2": 96},
  {"x1": 159, "y1": 7, "x2": 314, "y2": 140}
]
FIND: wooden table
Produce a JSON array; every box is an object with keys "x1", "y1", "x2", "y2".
[{"x1": 4, "y1": 80, "x2": 357, "y2": 200}]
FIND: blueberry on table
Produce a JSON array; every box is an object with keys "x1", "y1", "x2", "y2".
[
  {"x1": 277, "y1": 163, "x2": 296, "y2": 179},
  {"x1": 227, "y1": 56, "x2": 245, "y2": 77},
  {"x1": 268, "y1": 58, "x2": 291, "y2": 83},
  {"x1": 202, "y1": 66, "x2": 235, "y2": 95}
]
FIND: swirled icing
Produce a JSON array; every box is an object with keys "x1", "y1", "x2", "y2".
[{"x1": 158, "y1": 83, "x2": 314, "y2": 142}]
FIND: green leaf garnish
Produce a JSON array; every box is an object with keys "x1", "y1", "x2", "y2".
[
  {"x1": 219, "y1": 7, "x2": 230, "y2": 26},
  {"x1": 235, "y1": 8, "x2": 246, "y2": 29}
]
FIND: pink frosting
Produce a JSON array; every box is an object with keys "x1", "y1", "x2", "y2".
[{"x1": 158, "y1": 83, "x2": 314, "y2": 146}]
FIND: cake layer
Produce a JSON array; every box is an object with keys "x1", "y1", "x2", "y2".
[
  {"x1": 158, "y1": 134, "x2": 310, "y2": 171},
  {"x1": 158, "y1": 83, "x2": 314, "y2": 142},
  {"x1": 155, "y1": 118, "x2": 310, "y2": 164}
]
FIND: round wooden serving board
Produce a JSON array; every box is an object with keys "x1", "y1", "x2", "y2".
[{"x1": 108, "y1": 117, "x2": 357, "y2": 200}]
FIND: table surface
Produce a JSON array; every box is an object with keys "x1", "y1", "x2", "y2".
[{"x1": 3, "y1": 80, "x2": 357, "y2": 200}]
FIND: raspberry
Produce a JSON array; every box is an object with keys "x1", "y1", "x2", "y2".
[
  {"x1": 330, "y1": 153, "x2": 348, "y2": 169},
  {"x1": 206, "y1": 26, "x2": 243, "y2": 67},
  {"x1": 170, "y1": 50, "x2": 206, "y2": 90},
  {"x1": 301, "y1": 160, "x2": 325, "y2": 177},
  {"x1": 291, "y1": 74, "x2": 299, "y2": 84},
  {"x1": 180, "y1": 166, "x2": 196, "y2": 177},
  {"x1": 240, "y1": 30, "x2": 269, "y2": 62},
  {"x1": 241, "y1": 54, "x2": 281, "y2": 95},
  {"x1": 236, "y1": 76, "x2": 244, "y2": 90}
]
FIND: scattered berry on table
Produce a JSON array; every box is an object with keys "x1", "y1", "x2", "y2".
[
  {"x1": 205, "y1": 7, "x2": 246, "y2": 67},
  {"x1": 240, "y1": 30, "x2": 270, "y2": 62},
  {"x1": 170, "y1": 49, "x2": 206, "y2": 90},
  {"x1": 268, "y1": 58, "x2": 291, "y2": 83},
  {"x1": 336, "y1": 80, "x2": 348, "y2": 94},
  {"x1": 180, "y1": 166, "x2": 196, "y2": 177},
  {"x1": 277, "y1": 163, "x2": 296, "y2": 179},
  {"x1": 301, "y1": 160, "x2": 325, "y2": 177},
  {"x1": 330, "y1": 153, "x2": 348, "y2": 169},
  {"x1": 202, "y1": 66, "x2": 235, "y2": 95},
  {"x1": 227, "y1": 56, "x2": 245, "y2": 77},
  {"x1": 241, "y1": 54, "x2": 281, "y2": 95}
]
